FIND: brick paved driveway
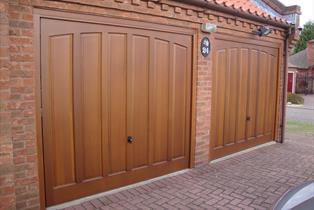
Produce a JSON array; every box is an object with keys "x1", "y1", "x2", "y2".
[{"x1": 62, "y1": 132, "x2": 314, "y2": 210}]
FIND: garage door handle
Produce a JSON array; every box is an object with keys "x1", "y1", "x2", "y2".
[
  {"x1": 128, "y1": 136, "x2": 135, "y2": 143},
  {"x1": 246, "y1": 116, "x2": 251, "y2": 121}
]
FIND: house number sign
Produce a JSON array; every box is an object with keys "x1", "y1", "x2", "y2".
[{"x1": 201, "y1": 37, "x2": 210, "y2": 57}]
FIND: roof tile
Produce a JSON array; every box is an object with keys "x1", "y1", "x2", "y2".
[{"x1": 210, "y1": 0, "x2": 288, "y2": 24}]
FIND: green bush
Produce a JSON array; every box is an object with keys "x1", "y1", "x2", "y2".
[{"x1": 287, "y1": 93, "x2": 304, "y2": 104}]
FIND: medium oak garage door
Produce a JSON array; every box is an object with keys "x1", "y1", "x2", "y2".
[
  {"x1": 40, "y1": 18, "x2": 192, "y2": 205},
  {"x1": 210, "y1": 35, "x2": 279, "y2": 160}
]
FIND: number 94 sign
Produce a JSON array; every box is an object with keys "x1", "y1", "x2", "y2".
[{"x1": 201, "y1": 37, "x2": 210, "y2": 57}]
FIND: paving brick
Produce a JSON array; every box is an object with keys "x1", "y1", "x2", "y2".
[
  {"x1": 225, "y1": 204, "x2": 242, "y2": 210},
  {"x1": 90, "y1": 199, "x2": 104, "y2": 208},
  {"x1": 72, "y1": 205, "x2": 85, "y2": 210},
  {"x1": 241, "y1": 198, "x2": 253, "y2": 205},
  {"x1": 230, "y1": 198, "x2": 242, "y2": 205},
  {"x1": 216, "y1": 198, "x2": 230, "y2": 206},
  {"x1": 100, "y1": 206, "x2": 114, "y2": 210}
]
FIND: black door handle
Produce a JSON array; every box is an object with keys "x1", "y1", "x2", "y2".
[
  {"x1": 128, "y1": 136, "x2": 135, "y2": 143},
  {"x1": 246, "y1": 116, "x2": 251, "y2": 121}
]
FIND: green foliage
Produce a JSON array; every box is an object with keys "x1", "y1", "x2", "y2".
[
  {"x1": 286, "y1": 120, "x2": 314, "y2": 134},
  {"x1": 293, "y1": 21, "x2": 314, "y2": 54},
  {"x1": 287, "y1": 93, "x2": 304, "y2": 104}
]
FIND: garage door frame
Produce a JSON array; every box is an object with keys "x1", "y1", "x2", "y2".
[
  {"x1": 209, "y1": 32, "x2": 283, "y2": 160},
  {"x1": 33, "y1": 9, "x2": 198, "y2": 207}
]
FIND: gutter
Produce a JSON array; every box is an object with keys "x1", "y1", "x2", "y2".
[
  {"x1": 175, "y1": 0, "x2": 291, "y2": 29},
  {"x1": 279, "y1": 26, "x2": 292, "y2": 143}
]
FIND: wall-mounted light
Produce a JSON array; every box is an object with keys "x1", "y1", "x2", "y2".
[
  {"x1": 254, "y1": 25, "x2": 272, "y2": 36},
  {"x1": 201, "y1": 23, "x2": 217, "y2": 33}
]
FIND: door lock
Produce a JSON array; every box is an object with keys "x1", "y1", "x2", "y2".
[{"x1": 127, "y1": 136, "x2": 135, "y2": 143}]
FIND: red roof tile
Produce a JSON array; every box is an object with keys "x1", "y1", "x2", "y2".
[{"x1": 207, "y1": 0, "x2": 288, "y2": 24}]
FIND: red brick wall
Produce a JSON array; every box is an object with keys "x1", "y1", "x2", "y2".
[
  {"x1": 194, "y1": 32, "x2": 212, "y2": 166},
  {"x1": 0, "y1": 0, "x2": 287, "y2": 209},
  {"x1": 306, "y1": 40, "x2": 314, "y2": 65},
  {"x1": 8, "y1": 0, "x2": 39, "y2": 207},
  {"x1": 0, "y1": 1, "x2": 16, "y2": 209},
  {"x1": 0, "y1": 0, "x2": 39, "y2": 209}
]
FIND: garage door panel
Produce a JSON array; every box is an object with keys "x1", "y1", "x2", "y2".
[
  {"x1": 236, "y1": 48, "x2": 249, "y2": 142},
  {"x1": 256, "y1": 52, "x2": 268, "y2": 136},
  {"x1": 265, "y1": 55, "x2": 278, "y2": 133},
  {"x1": 214, "y1": 49, "x2": 227, "y2": 148},
  {"x1": 171, "y1": 44, "x2": 187, "y2": 159},
  {"x1": 210, "y1": 38, "x2": 279, "y2": 160},
  {"x1": 42, "y1": 18, "x2": 192, "y2": 205},
  {"x1": 151, "y1": 39, "x2": 170, "y2": 164},
  {"x1": 79, "y1": 33, "x2": 103, "y2": 180},
  {"x1": 246, "y1": 49, "x2": 258, "y2": 139},
  {"x1": 223, "y1": 49, "x2": 231, "y2": 144},
  {"x1": 263, "y1": 54, "x2": 272, "y2": 134},
  {"x1": 107, "y1": 33, "x2": 127, "y2": 174},
  {"x1": 211, "y1": 53, "x2": 217, "y2": 149},
  {"x1": 224, "y1": 48, "x2": 238, "y2": 145},
  {"x1": 270, "y1": 55, "x2": 278, "y2": 131},
  {"x1": 101, "y1": 32, "x2": 110, "y2": 177},
  {"x1": 128, "y1": 35, "x2": 149, "y2": 169},
  {"x1": 46, "y1": 34, "x2": 76, "y2": 187}
]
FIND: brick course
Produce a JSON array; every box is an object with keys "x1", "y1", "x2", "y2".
[{"x1": 0, "y1": 0, "x2": 289, "y2": 209}]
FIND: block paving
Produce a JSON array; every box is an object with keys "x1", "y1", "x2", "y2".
[{"x1": 62, "y1": 132, "x2": 314, "y2": 210}]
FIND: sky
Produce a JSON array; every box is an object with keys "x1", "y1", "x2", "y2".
[{"x1": 278, "y1": 0, "x2": 314, "y2": 27}]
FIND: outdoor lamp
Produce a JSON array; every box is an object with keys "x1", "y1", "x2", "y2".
[
  {"x1": 254, "y1": 25, "x2": 272, "y2": 36},
  {"x1": 201, "y1": 23, "x2": 217, "y2": 33}
]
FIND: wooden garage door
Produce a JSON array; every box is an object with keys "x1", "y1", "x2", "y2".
[
  {"x1": 210, "y1": 36, "x2": 279, "y2": 160},
  {"x1": 40, "y1": 18, "x2": 192, "y2": 205}
]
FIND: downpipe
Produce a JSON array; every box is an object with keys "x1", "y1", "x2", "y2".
[{"x1": 278, "y1": 26, "x2": 292, "y2": 143}]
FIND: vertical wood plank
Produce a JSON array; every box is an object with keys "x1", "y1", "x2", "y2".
[
  {"x1": 256, "y1": 51, "x2": 267, "y2": 136},
  {"x1": 151, "y1": 39, "x2": 169, "y2": 164},
  {"x1": 127, "y1": 34, "x2": 149, "y2": 169},
  {"x1": 148, "y1": 36, "x2": 155, "y2": 166},
  {"x1": 101, "y1": 32, "x2": 110, "y2": 177},
  {"x1": 236, "y1": 48, "x2": 249, "y2": 142},
  {"x1": 170, "y1": 44, "x2": 187, "y2": 159},
  {"x1": 45, "y1": 34, "x2": 76, "y2": 187},
  {"x1": 263, "y1": 54, "x2": 272, "y2": 134},
  {"x1": 167, "y1": 42, "x2": 174, "y2": 161},
  {"x1": 108, "y1": 33, "x2": 127, "y2": 174},
  {"x1": 224, "y1": 48, "x2": 238, "y2": 144},
  {"x1": 80, "y1": 33, "x2": 102, "y2": 180},
  {"x1": 268, "y1": 55, "x2": 279, "y2": 133},
  {"x1": 215, "y1": 49, "x2": 227, "y2": 148},
  {"x1": 246, "y1": 49, "x2": 258, "y2": 139}
]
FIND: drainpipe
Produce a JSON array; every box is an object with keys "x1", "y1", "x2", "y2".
[{"x1": 279, "y1": 26, "x2": 292, "y2": 143}]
